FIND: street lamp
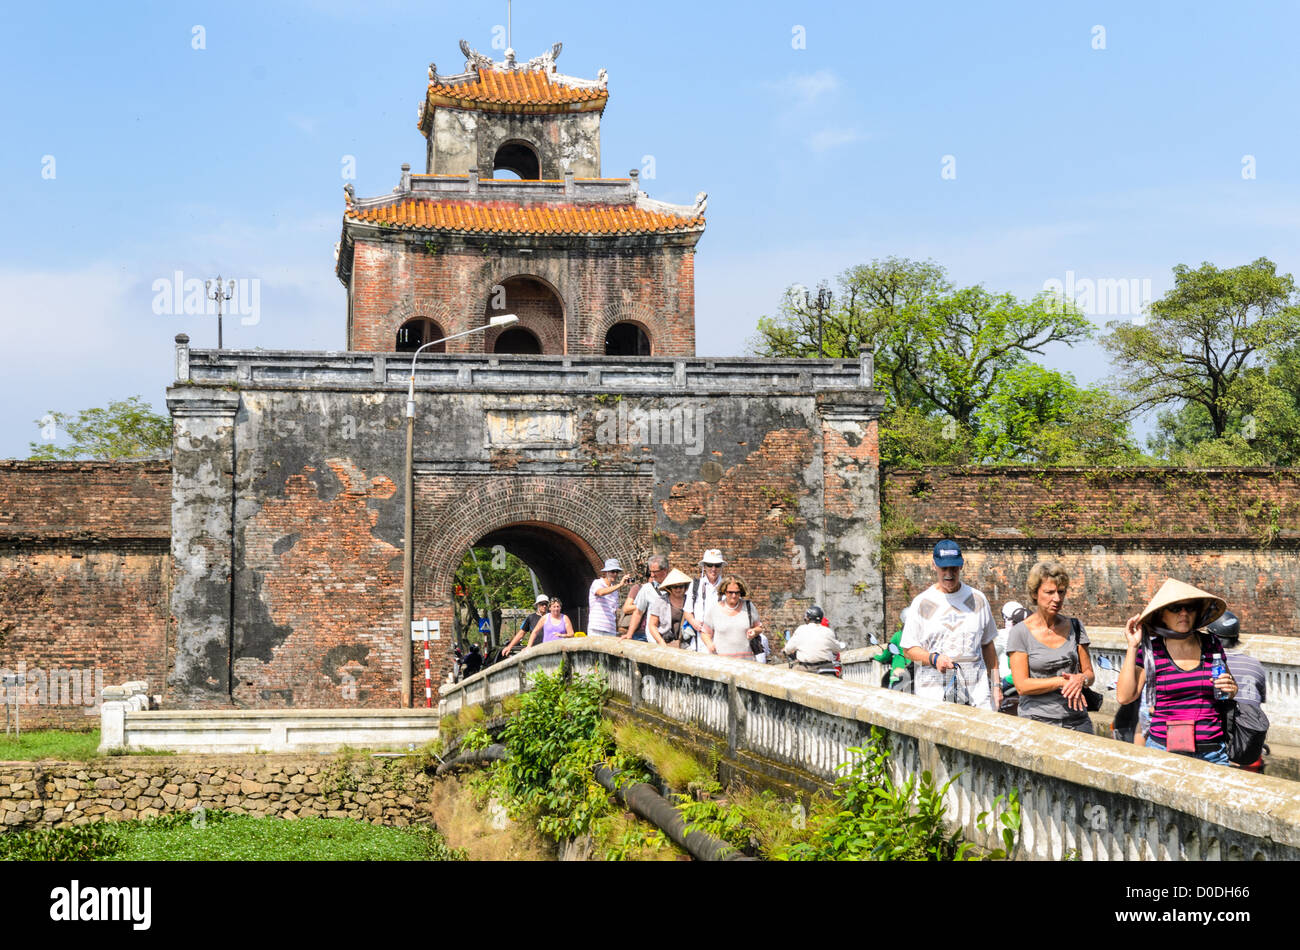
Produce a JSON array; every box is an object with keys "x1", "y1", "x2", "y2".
[
  {"x1": 205, "y1": 276, "x2": 235, "y2": 349},
  {"x1": 804, "y1": 285, "x2": 833, "y2": 359},
  {"x1": 400, "y1": 313, "x2": 518, "y2": 706}
]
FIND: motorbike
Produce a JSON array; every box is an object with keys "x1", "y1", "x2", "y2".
[{"x1": 783, "y1": 629, "x2": 842, "y2": 677}]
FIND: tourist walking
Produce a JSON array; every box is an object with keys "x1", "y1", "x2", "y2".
[
  {"x1": 588, "y1": 559, "x2": 628, "y2": 637},
  {"x1": 502, "y1": 594, "x2": 550, "y2": 656},
  {"x1": 681, "y1": 549, "x2": 725, "y2": 652},
  {"x1": 537, "y1": 597, "x2": 575, "y2": 642},
  {"x1": 700, "y1": 576, "x2": 763, "y2": 660},
  {"x1": 622, "y1": 555, "x2": 669, "y2": 642},
  {"x1": 1006, "y1": 561, "x2": 1095, "y2": 733},
  {"x1": 646, "y1": 568, "x2": 693, "y2": 647},
  {"x1": 1115, "y1": 578, "x2": 1237, "y2": 765},
  {"x1": 1205, "y1": 609, "x2": 1270, "y2": 771},
  {"x1": 900, "y1": 540, "x2": 1001, "y2": 710}
]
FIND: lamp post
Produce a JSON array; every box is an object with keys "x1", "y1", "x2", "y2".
[
  {"x1": 400, "y1": 314, "x2": 518, "y2": 706},
  {"x1": 205, "y1": 276, "x2": 235, "y2": 349},
  {"x1": 804, "y1": 285, "x2": 833, "y2": 359}
]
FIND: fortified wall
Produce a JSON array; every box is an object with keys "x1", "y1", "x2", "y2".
[
  {"x1": 883, "y1": 467, "x2": 1300, "y2": 635},
  {"x1": 165, "y1": 341, "x2": 884, "y2": 711},
  {"x1": 0, "y1": 461, "x2": 171, "y2": 727}
]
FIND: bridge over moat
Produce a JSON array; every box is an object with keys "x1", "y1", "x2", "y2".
[{"x1": 441, "y1": 637, "x2": 1300, "y2": 861}]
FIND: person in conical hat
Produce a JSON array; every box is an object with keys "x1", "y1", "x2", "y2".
[{"x1": 1115, "y1": 578, "x2": 1237, "y2": 765}]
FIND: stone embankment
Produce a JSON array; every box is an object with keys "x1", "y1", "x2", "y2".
[{"x1": 0, "y1": 755, "x2": 436, "y2": 830}]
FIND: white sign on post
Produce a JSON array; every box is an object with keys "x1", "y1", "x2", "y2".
[{"x1": 410, "y1": 619, "x2": 441, "y2": 641}]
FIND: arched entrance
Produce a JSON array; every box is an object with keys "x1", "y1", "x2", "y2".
[
  {"x1": 484, "y1": 276, "x2": 565, "y2": 354},
  {"x1": 605, "y1": 321, "x2": 652, "y2": 356},
  {"x1": 396, "y1": 317, "x2": 446, "y2": 352},
  {"x1": 493, "y1": 140, "x2": 541, "y2": 180},
  {"x1": 492, "y1": 327, "x2": 542, "y2": 354}
]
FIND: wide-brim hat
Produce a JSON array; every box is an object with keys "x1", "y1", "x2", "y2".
[
  {"x1": 1137, "y1": 578, "x2": 1227, "y2": 629},
  {"x1": 659, "y1": 568, "x2": 693, "y2": 589},
  {"x1": 601, "y1": 558, "x2": 623, "y2": 574},
  {"x1": 700, "y1": 549, "x2": 726, "y2": 566}
]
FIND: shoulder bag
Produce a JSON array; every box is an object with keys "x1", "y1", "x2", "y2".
[{"x1": 1068, "y1": 618, "x2": 1104, "y2": 712}]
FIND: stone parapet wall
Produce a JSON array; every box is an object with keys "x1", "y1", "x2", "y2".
[
  {"x1": 442, "y1": 638, "x2": 1300, "y2": 860},
  {"x1": 882, "y1": 467, "x2": 1300, "y2": 636},
  {"x1": 0, "y1": 755, "x2": 435, "y2": 831}
]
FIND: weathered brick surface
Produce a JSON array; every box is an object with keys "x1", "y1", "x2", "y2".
[
  {"x1": 883, "y1": 467, "x2": 1300, "y2": 635},
  {"x1": 0, "y1": 462, "x2": 170, "y2": 727},
  {"x1": 347, "y1": 239, "x2": 697, "y2": 357}
]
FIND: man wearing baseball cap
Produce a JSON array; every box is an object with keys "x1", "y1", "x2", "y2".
[
  {"x1": 502, "y1": 593, "x2": 551, "y2": 657},
  {"x1": 900, "y1": 540, "x2": 1001, "y2": 710}
]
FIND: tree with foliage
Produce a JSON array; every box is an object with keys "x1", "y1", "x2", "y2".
[
  {"x1": 752, "y1": 259, "x2": 1112, "y2": 466},
  {"x1": 452, "y1": 546, "x2": 538, "y2": 646},
  {"x1": 29, "y1": 396, "x2": 170, "y2": 460},
  {"x1": 1146, "y1": 342, "x2": 1300, "y2": 465},
  {"x1": 1102, "y1": 257, "x2": 1300, "y2": 441},
  {"x1": 972, "y1": 363, "x2": 1138, "y2": 465}
]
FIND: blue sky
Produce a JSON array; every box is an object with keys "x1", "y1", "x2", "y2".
[{"x1": 3, "y1": 0, "x2": 1299, "y2": 457}]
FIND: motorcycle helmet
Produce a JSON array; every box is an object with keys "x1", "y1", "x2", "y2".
[
  {"x1": 805, "y1": 604, "x2": 825, "y2": 624},
  {"x1": 1204, "y1": 609, "x2": 1240, "y2": 643}
]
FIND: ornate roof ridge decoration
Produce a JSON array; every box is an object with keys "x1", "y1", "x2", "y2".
[
  {"x1": 636, "y1": 191, "x2": 708, "y2": 218},
  {"x1": 419, "y1": 41, "x2": 609, "y2": 127}
]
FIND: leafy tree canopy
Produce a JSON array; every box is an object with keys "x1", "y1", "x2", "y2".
[
  {"x1": 29, "y1": 396, "x2": 170, "y2": 461},
  {"x1": 1101, "y1": 257, "x2": 1300, "y2": 440},
  {"x1": 753, "y1": 258, "x2": 1111, "y2": 466}
]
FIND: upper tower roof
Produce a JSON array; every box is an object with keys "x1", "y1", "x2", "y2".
[{"x1": 418, "y1": 41, "x2": 608, "y2": 129}]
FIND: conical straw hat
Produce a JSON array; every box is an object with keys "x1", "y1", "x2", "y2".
[
  {"x1": 659, "y1": 568, "x2": 693, "y2": 589},
  {"x1": 1137, "y1": 578, "x2": 1227, "y2": 628}
]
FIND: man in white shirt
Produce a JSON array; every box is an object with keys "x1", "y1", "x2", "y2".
[
  {"x1": 901, "y1": 540, "x2": 1001, "y2": 710},
  {"x1": 783, "y1": 605, "x2": 845, "y2": 670},
  {"x1": 681, "y1": 549, "x2": 725, "y2": 652}
]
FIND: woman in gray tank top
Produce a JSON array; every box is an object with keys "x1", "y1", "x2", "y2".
[{"x1": 1007, "y1": 561, "x2": 1094, "y2": 734}]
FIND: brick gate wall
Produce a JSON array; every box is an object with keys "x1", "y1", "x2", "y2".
[
  {"x1": 0, "y1": 462, "x2": 171, "y2": 727},
  {"x1": 882, "y1": 467, "x2": 1300, "y2": 636}
]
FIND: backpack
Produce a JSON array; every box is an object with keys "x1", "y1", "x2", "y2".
[
  {"x1": 682, "y1": 577, "x2": 718, "y2": 645},
  {"x1": 1211, "y1": 641, "x2": 1270, "y2": 765}
]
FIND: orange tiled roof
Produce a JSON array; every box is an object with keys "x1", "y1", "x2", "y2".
[
  {"x1": 347, "y1": 199, "x2": 703, "y2": 236},
  {"x1": 426, "y1": 68, "x2": 607, "y2": 112}
]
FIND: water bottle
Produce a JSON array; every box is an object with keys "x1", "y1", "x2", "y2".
[{"x1": 1211, "y1": 660, "x2": 1227, "y2": 700}]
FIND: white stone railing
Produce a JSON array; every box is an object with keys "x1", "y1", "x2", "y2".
[
  {"x1": 844, "y1": 628, "x2": 1300, "y2": 744},
  {"x1": 441, "y1": 638, "x2": 1300, "y2": 860},
  {"x1": 99, "y1": 706, "x2": 440, "y2": 755}
]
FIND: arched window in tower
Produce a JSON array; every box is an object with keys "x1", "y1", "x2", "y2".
[
  {"x1": 493, "y1": 327, "x2": 542, "y2": 354},
  {"x1": 395, "y1": 318, "x2": 446, "y2": 353},
  {"x1": 605, "y1": 322, "x2": 651, "y2": 356},
  {"x1": 492, "y1": 140, "x2": 541, "y2": 181},
  {"x1": 484, "y1": 276, "x2": 564, "y2": 354}
]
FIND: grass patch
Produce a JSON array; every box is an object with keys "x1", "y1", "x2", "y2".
[
  {"x1": 612, "y1": 722, "x2": 714, "y2": 791},
  {"x1": 106, "y1": 813, "x2": 463, "y2": 861},
  {"x1": 0, "y1": 811, "x2": 464, "y2": 861},
  {"x1": 0, "y1": 730, "x2": 101, "y2": 761}
]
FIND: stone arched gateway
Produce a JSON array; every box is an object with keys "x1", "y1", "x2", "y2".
[{"x1": 413, "y1": 474, "x2": 652, "y2": 635}]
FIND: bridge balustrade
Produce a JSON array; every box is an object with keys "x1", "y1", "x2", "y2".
[{"x1": 441, "y1": 637, "x2": 1300, "y2": 860}]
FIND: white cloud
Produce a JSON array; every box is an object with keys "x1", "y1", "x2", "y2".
[
  {"x1": 808, "y1": 127, "x2": 866, "y2": 151},
  {"x1": 781, "y1": 70, "x2": 840, "y2": 106}
]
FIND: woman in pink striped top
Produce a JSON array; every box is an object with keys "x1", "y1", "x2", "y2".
[{"x1": 1116, "y1": 579, "x2": 1237, "y2": 765}]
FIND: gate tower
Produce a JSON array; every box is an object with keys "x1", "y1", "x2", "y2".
[{"x1": 336, "y1": 41, "x2": 706, "y2": 359}]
